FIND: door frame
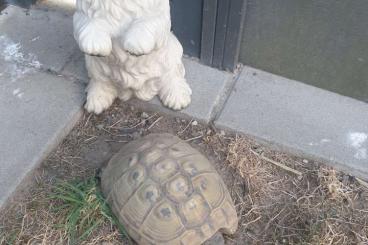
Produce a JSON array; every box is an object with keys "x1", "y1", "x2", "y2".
[{"x1": 200, "y1": 0, "x2": 247, "y2": 71}]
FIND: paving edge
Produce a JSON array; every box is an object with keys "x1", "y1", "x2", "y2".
[
  {"x1": 215, "y1": 65, "x2": 368, "y2": 180},
  {"x1": 0, "y1": 108, "x2": 83, "y2": 212},
  {"x1": 104, "y1": 56, "x2": 235, "y2": 124}
]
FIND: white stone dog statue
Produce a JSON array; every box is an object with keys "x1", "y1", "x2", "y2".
[{"x1": 73, "y1": 0, "x2": 192, "y2": 114}]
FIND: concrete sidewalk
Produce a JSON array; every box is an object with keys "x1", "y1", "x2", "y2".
[
  {"x1": 0, "y1": 3, "x2": 367, "y2": 209},
  {"x1": 0, "y1": 5, "x2": 84, "y2": 207},
  {"x1": 217, "y1": 67, "x2": 368, "y2": 178}
]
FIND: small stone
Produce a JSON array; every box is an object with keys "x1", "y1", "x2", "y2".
[
  {"x1": 132, "y1": 131, "x2": 142, "y2": 140},
  {"x1": 120, "y1": 128, "x2": 136, "y2": 134},
  {"x1": 97, "y1": 124, "x2": 104, "y2": 130},
  {"x1": 253, "y1": 147, "x2": 263, "y2": 154},
  {"x1": 192, "y1": 120, "x2": 198, "y2": 126},
  {"x1": 342, "y1": 175, "x2": 350, "y2": 185},
  {"x1": 302, "y1": 159, "x2": 309, "y2": 164},
  {"x1": 142, "y1": 112, "x2": 149, "y2": 118},
  {"x1": 206, "y1": 129, "x2": 212, "y2": 135}
]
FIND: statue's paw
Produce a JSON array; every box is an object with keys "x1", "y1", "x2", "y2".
[
  {"x1": 118, "y1": 89, "x2": 134, "y2": 102},
  {"x1": 123, "y1": 27, "x2": 155, "y2": 56},
  {"x1": 85, "y1": 83, "x2": 117, "y2": 114},
  {"x1": 160, "y1": 80, "x2": 192, "y2": 111},
  {"x1": 78, "y1": 25, "x2": 112, "y2": 57}
]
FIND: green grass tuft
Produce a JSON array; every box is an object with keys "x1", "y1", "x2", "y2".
[
  {"x1": 0, "y1": 229, "x2": 19, "y2": 245},
  {"x1": 50, "y1": 177, "x2": 128, "y2": 244}
]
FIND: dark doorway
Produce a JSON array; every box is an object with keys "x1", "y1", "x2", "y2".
[
  {"x1": 240, "y1": 0, "x2": 368, "y2": 102},
  {"x1": 1, "y1": 0, "x2": 36, "y2": 10},
  {"x1": 170, "y1": 0, "x2": 203, "y2": 58}
]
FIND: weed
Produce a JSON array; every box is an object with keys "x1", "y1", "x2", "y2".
[{"x1": 50, "y1": 177, "x2": 128, "y2": 244}]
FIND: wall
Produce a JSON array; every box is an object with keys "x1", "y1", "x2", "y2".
[{"x1": 240, "y1": 0, "x2": 368, "y2": 102}]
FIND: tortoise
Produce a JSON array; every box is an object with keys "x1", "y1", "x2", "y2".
[{"x1": 101, "y1": 133, "x2": 238, "y2": 245}]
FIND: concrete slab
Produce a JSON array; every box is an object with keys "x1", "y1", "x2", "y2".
[
  {"x1": 62, "y1": 51, "x2": 235, "y2": 123},
  {"x1": 0, "y1": 60, "x2": 84, "y2": 207},
  {"x1": 61, "y1": 48, "x2": 88, "y2": 82},
  {"x1": 216, "y1": 66, "x2": 368, "y2": 178},
  {"x1": 135, "y1": 58, "x2": 235, "y2": 123},
  {"x1": 0, "y1": 5, "x2": 76, "y2": 72}
]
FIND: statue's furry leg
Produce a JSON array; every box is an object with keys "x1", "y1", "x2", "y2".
[
  {"x1": 135, "y1": 78, "x2": 161, "y2": 102},
  {"x1": 159, "y1": 62, "x2": 192, "y2": 110},
  {"x1": 84, "y1": 56, "x2": 118, "y2": 114},
  {"x1": 85, "y1": 80, "x2": 118, "y2": 114},
  {"x1": 158, "y1": 35, "x2": 191, "y2": 110},
  {"x1": 119, "y1": 89, "x2": 134, "y2": 102}
]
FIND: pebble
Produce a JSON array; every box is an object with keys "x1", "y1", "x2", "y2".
[
  {"x1": 302, "y1": 159, "x2": 309, "y2": 164},
  {"x1": 192, "y1": 120, "x2": 198, "y2": 126},
  {"x1": 96, "y1": 124, "x2": 104, "y2": 130},
  {"x1": 141, "y1": 112, "x2": 149, "y2": 118}
]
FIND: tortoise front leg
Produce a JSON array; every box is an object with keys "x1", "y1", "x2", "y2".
[{"x1": 203, "y1": 232, "x2": 225, "y2": 245}]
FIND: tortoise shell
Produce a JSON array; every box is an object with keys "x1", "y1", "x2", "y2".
[{"x1": 101, "y1": 133, "x2": 238, "y2": 245}]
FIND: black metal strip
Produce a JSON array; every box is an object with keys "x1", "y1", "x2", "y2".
[
  {"x1": 200, "y1": 0, "x2": 218, "y2": 65},
  {"x1": 223, "y1": 0, "x2": 247, "y2": 71},
  {"x1": 212, "y1": 0, "x2": 231, "y2": 69}
]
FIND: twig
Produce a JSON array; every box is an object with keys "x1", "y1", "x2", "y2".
[
  {"x1": 242, "y1": 216, "x2": 261, "y2": 227},
  {"x1": 178, "y1": 119, "x2": 193, "y2": 135},
  {"x1": 84, "y1": 113, "x2": 93, "y2": 127},
  {"x1": 100, "y1": 127, "x2": 130, "y2": 137},
  {"x1": 108, "y1": 118, "x2": 124, "y2": 128},
  {"x1": 123, "y1": 113, "x2": 158, "y2": 129},
  {"x1": 84, "y1": 136, "x2": 97, "y2": 143},
  {"x1": 147, "y1": 116, "x2": 163, "y2": 130},
  {"x1": 104, "y1": 139, "x2": 129, "y2": 143},
  {"x1": 356, "y1": 177, "x2": 368, "y2": 189},
  {"x1": 185, "y1": 134, "x2": 203, "y2": 142},
  {"x1": 60, "y1": 158, "x2": 76, "y2": 166},
  {"x1": 250, "y1": 149, "x2": 302, "y2": 176},
  {"x1": 263, "y1": 207, "x2": 286, "y2": 233}
]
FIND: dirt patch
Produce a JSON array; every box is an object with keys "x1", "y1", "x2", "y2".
[{"x1": 1, "y1": 101, "x2": 368, "y2": 244}]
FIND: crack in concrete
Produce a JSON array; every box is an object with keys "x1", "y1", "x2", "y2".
[{"x1": 209, "y1": 65, "x2": 243, "y2": 124}]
